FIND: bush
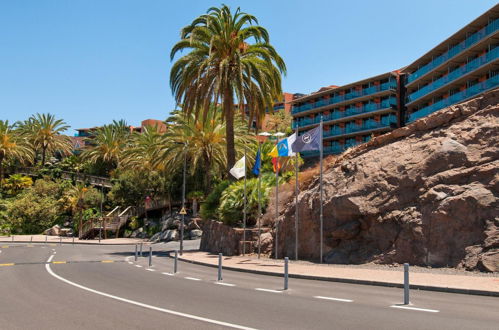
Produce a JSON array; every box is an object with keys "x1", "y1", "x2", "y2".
[{"x1": 199, "y1": 180, "x2": 230, "y2": 220}]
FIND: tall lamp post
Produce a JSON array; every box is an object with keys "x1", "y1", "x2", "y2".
[{"x1": 180, "y1": 143, "x2": 187, "y2": 255}]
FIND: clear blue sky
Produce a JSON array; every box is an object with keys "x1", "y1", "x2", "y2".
[{"x1": 1, "y1": 0, "x2": 497, "y2": 133}]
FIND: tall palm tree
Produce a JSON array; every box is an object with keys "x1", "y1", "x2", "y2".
[
  {"x1": 121, "y1": 125, "x2": 164, "y2": 172},
  {"x1": 170, "y1": 4, "x2": 286, "y2": 173},
  {"x1": 19, "y1": 113, "x2": 72, "y2": 166},
  {"x1": 0, "y1": 120, "x2": 34, "y2": 183}
]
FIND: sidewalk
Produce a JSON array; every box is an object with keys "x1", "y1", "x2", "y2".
[
  {"x1": 0, "y1": 234, "x2": 144, "y2": 245},
  {"x1": 179, "y1": 251, "x2": 499, "y2": 297}
]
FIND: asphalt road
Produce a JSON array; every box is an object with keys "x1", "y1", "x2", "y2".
[{"x1": 0, "y1": 242, "x2": 498, "y2": 330}]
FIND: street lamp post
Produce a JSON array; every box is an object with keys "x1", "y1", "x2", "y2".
[
  {"x1": 273, "y1": 132, "x2": 285, "y2": 260},
  {"x1": 180, "y1": 144, "x2": 187, "y2": 255}
]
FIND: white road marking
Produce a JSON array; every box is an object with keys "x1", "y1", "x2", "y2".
[
  {"x1": 146, "y1": 268, "x2": 155, "y2": 272},
  {"x1": 128, "y1": 262, "x2": 133, "y2": 264},
  {"x1": 314, "y1": 296, "x2": 353, "y2": 302},
  {"x1": 162, "y1": 272, "x2": 174, "y2": 276},
  {"x1": 135, "y1": 265, "x2": 142, "y2": 268},
  {"x1": 45, "y1": 256, "x2": 257, "y2": 330},
  {"x1": 255, "y1": 288, "x2": 282, "y2": 293},
  {"x1": 53, "y1": 252, "x2": 56, "y2": 255},
  {"x1": 390, "y1": 305, "x2": 439, "y2": 313},
  {"x1": 184, "y1": 277, "x2": 201, "y2": 281},
  {"x1": 215, "y1": 282, "x2": 235, "y2": 287}
]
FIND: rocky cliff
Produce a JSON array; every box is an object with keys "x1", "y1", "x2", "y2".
[{"x1": 274, "y1": 88, "x2": 499, "y2": 272}]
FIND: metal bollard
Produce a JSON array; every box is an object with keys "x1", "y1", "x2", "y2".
[
  {"x1": 45, "y1": 235, "x2": 48, "y2": 244},
  {"x1": 218, "y1": 253, "x2": 223, "y2": 281},
  {"x1": 174, "y1": 250, "x2": 178, "y2": 274},
  {"x1": 72, "y1": 236, "x2": 75, "y2": 246},
  {"x1": 284, "y1": 257, "x2": 289, "y2": 290},
  {"x1": 31, "y1": 236, "x2": 33, "y2": 243},
  {"x1": 12, "y1": 235, "x2": 14, "y2": 242},
  {"x1": 140, "y1": 243, "x2": 143, "y2": 257},
  {"x1": 404, "y1": 263, "x2": 410, "y2": 305},
  {"x1": 148, "y1": 246, "x2": 152, "y2": 267},
  {"x1": 134, "y1": 245, "x2": 138, "y2": 261},
  {"x1": 59, "y1": 237, "x2": 62, "y2": 246}
]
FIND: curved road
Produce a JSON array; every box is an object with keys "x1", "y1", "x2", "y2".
[{"x1": 0, "y1": 242, "x2": 498, "y2": 329}]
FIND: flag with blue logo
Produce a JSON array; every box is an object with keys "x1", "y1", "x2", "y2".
[{"x1": 291, "y1": 126, "x2": 321, "y2": 153}]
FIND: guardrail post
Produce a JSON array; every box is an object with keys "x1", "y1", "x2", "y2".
[
  {"x1": 284, "y1": 257, "x2": 289, "y2": 290},
  {"x1": 148, "y1": 246, "x2": 152, "y2": 267},
  {"x1": 404, "y1": 263, "x2": 410, "y2": 305},
  {"x1": 134, "y1": 244, "x2": 138, "y2": 261},
  {"x1": 140, "y1": 243, "x2": 143, "y2": 257},
  {"x1": 174, "y1": 250, "x2": 178, "y2": 274},
  {"x1": 218, "y1": 253, "x2": 223, "y2": 281}
]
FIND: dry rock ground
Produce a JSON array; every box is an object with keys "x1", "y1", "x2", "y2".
[{"x1": 274, "y1": 89, "x2": 498, "y2": 272}]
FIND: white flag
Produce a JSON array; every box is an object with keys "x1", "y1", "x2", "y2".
[{"x1": 229, "y1": 156, "x2": 246, "y2": 179}]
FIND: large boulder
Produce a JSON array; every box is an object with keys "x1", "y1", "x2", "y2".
[
  {"x1": 44, "y1": 225, "x2": 60, "y2": 236},
  {"x1": 271, "y1": 89, "x2": 499, "y2": 271},
  {"x1": 189, "y1": 229, "x2": 203, "y2": 240}
]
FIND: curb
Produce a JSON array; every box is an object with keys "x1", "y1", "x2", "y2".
[
  {"x1": 177, "y1": 256, "x2": 499, "y2": 298},
  {"x1": 0, "y1": 240, "x2": 142, "y2": 246}
]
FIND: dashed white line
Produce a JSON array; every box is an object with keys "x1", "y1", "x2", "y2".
[
  {"x1": 215, "y1": 282, "x2": 236, "y2": 287},
  {"x1": 45, "y1": 256, "x2": 257, "y2": 330},
  {"x1": 390, "y1": 305, "x2": 439, "y2": 313},
  {"x1": 184, "y1": 277, "x2": 201, "y2": 281},
  {"x1": 314, "y1": 296, "x2": 353, "y2": 302},
  {"x1": 162, "y1": 272, "x2": 174, "y2": 276},
  {"x1": 255, "y1": 288, "x2": 282, "y2": 293},
  {"x1": 146, "y1": 268, "x2": 155, "y2": 272},
  {"x1": 128, "y1": 262, "x2": 133, "y2": 264},
  {"x1": 135, "y1": 265, "x2": 142, "y2": 268}
]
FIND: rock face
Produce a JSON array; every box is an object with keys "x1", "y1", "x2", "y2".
[{"x1": 274, "y1": 89, "x2": 499, "y2": 272}]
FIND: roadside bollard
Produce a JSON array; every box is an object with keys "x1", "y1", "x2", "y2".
[
  {"x1": 59, "y1": 237, "x2": 62, "y2": 246},
  {"x1": 72, "y1": 236, "x2": 75, "y2": 246},
  {"x1": 30, "y1": 236, "x2": 33, "y2": 243},
  {"x1": 12, "y1": 236, "x2": 14, "y2": 242},
  {"x1": 218, "y1": 253, "x2": 223, "y2": 281},
  {"x1": 134, "y1": 245, "x2": 138, "y2": 261},
  {"x1": 284, "y1": 257, "x2": 289, "y2": 290},
  {"x1": 174, "y1": 250, "x2": 178, "y2": 274},
  {"x1": 404, "y1": 263, "x2": 410, "y2": 305},
  {"x1": 140, "y1": 243, "x2": 143, "y2": 257},
  {"x1": 148, "y1": 246, "x2": 152, "y2": 267},
  {"x1": 45, "y1": 235, "x2": 48, "y2": 245}
]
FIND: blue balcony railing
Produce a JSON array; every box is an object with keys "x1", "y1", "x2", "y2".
[
  {"x1": 322, "y1": 115, "x2": 396, "y2": 138},
  {"x1": 407, "y1": 18, "x2": 499, "y2": 84},
  {"x1": 291, "y1": 80, "x2": 397, "y2": 114},
  {"x1": 292, "y1": 97, "x2": 396, "y2": 129},
  {"x1": 408, "y1": 47, "x2": 499, "y2": 102},
  {"x1": 408, "y1": 75, "x2": 499, "y2": 122}
]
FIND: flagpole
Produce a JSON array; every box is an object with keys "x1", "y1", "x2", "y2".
[
  {"x1": 319, "y1": 116, "x2": 324, "y2": 264},
  {"x1": 275, "y1": 136, "x2": 279, "y2": 260},
  {"x1": 257, "y1": 142, "x2": 262, "y2": 259},
  {"x1": 242, "y1": 147, "x2": 247, "y2": 256},
  {"x1": 295, "y1": 128, "x2": 299, "y2": 261}
]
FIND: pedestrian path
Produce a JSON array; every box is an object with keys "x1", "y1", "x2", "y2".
[
  {"x1": 178, "y1": 251, "x2": 499, "y2": 295},
  {"x1": 0, "y1": 234, "x2": 143, "y2": 245}
]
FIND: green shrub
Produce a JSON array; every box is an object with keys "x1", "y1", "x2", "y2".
[{"x1": 199, "y1": 180, "x2": 230, "y2": 220}]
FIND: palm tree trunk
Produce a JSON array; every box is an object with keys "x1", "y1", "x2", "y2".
[
  {"x1": 41, "y1": 146, "x2": 47, "y2": 166},
  {"x1": 224, "y1": 88, "x2": 236, "y2": 175}
]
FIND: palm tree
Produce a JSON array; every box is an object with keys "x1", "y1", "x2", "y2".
[
  {"x1": 121, "y1": 125, "x2": 164, "y2": 172},
  {"x1": 170, "y1": 4, "x2": 286, "y2": 173},
  {"x1": 81, "y1": 125, "x2": 127, "y2": 170},
  {"x1": 0, "y1": 120, "x2": 34, "y2": 184},
  {"x1": 20, "y1": 113, "x2": 72, "y2": 166},
  {"x1": 157, "y1": 108, "x2": 254, "y2": 192}
]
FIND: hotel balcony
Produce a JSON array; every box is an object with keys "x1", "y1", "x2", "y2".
[
  {"x1": 407, "y1": 46, "x2": 499, "y2": 103},
  {"x1": 406, "y1": 18, "x2": 499, "y2": 86},
  {"x1": 407, "y1": 74, "x2": 499, "y2": 122},
  {"x1": 291, "y1": 80, "x2": 397, "y2": 115},
  {"x1": 292, "y1": 97, "x2": 396, "y2": 129}
]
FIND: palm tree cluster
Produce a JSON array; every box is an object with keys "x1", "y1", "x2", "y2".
[{"x1": 0, "y1": 113, "x2": 72, "y2": 184}]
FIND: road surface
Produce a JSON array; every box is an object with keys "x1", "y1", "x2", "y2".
[{"x1": 0, "y1": 241, "x2": 497, "y2": 329}]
